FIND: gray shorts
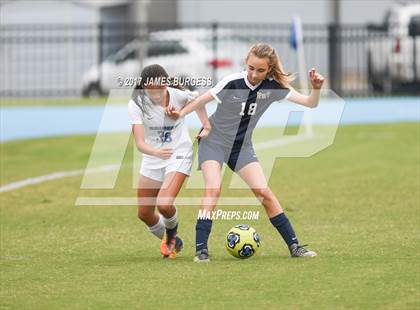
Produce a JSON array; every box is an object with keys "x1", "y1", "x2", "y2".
[{"x1": 197, "y1": 136, "x2": 258, "y2": 172}]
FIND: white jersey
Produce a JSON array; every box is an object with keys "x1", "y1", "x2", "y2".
[{"x1": 128, "y1": 87, "x2": 196, "y2": 169}]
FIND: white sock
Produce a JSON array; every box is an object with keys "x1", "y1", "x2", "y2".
[
  {"x1": 163, "y1": 207, "x2": 178, "y2": 230},
  {"x1": 148, "y1": 215, "x2": 165, "y2": 239}
]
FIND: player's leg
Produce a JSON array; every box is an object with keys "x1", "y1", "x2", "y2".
[
  {"x1": 156, "y1": 171, "x2": 188, "y2": 257},
  {"x1": 236, "y1": 161, "x2": 282, "y2": 217},
  {"x1": 137, "y1": 174, "x2": 165, "y2": 240},
  {"x1": 237, "y1": 161, "x2": 317, "y2": 257},
  {"x1": 194, "y1": 138, "x2": 225, "y2": 262},
  {"x1": 194, "y1": 160, "x2": 223, "y2": 263}
]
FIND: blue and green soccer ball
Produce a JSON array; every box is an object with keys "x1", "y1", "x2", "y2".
[{"x1": 225, "y1": 224, "x2": 261, "y2": 259}]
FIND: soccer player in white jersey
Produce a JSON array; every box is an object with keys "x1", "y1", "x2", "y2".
[
  {"x1": 166, "y1": 43, "x2": 324, "y2": 262},
  {"x1": 128, "y1": 64, "x2": 211, "y2": 258}
]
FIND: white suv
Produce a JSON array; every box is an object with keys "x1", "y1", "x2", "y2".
[
  {"x1": 81, "y1": 29, "x2": 249, "y2": 96},
  {"x1": 367, "y1": 4, "x2": 420, "y2": 92}
]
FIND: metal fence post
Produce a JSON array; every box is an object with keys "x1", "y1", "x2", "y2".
[
  {"x1": 212, "y1": 21, "x2": 218, "y2": 85},
  {"x1": 97, "y1": 23, "x2": 104, "y2": 94},
  {"x1": 328, "y1": 23, "x2": 342, "y2": 95},
  {"x1": 411, "y1": 31, "x2": 417, "y2": 84}
]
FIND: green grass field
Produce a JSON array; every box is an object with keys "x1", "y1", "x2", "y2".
[{"x1": 1, "y1": 123, "x2": 419, "y2": 309}]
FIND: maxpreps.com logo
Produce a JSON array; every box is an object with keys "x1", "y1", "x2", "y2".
[{"x1": 197, "y1": 209, "x2": 260, "y2": 220}]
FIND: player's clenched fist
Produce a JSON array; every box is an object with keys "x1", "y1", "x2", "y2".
[{"x1": 309, "y1": 68, "x2": 324, "y2": 89}]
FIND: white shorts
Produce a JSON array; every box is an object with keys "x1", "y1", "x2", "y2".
[{"x1": 140, "y1": 155, "x2": 192, "y2": 182}]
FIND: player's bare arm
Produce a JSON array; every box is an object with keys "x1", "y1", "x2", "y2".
[
  {"x1": 287, "y1": 68, "x2": 325, "y2": 108},
  {"x1": 165, "y1": 91, "x2": 214, "y2": 120},
  {"x1": 195, "y1": 107, "x2": 212, "y2": 139}
]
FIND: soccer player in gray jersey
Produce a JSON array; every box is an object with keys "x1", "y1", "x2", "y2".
[{"x1": 166, "y1": 43, "x2": 324, "y2": 262}]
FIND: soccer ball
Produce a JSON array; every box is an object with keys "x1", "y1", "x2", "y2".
[{"x1": 225, "y1": 224, "x2": 261, "y2": 259}]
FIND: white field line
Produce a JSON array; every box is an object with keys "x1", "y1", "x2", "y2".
[
  {"x1": 0, "y1": 135, "x2": 310, "y2": 193},
  {"x1": 0, "y1": 164, "x2": 120, "y2": 193}
]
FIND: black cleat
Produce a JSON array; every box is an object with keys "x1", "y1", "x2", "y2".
[{"x1": 193, "y1": 248, "x2": 210, "y2": 263}]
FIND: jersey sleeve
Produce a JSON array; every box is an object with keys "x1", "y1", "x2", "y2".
[
  {"x1": 179, "y1": 89, "x2": 199, "y2": 106},
  {"x1": 184, "y1": 89, "x2": 199, "y2": 103},
  {"x1": 169, "y1": 88, "x2": 198, "y2": 109},
  {"x1": 209, "y1": 75, "x2": 234, "y2": 103},
  {"x1": 127, "y1": 99, "x2": 143, "y2": 125}
]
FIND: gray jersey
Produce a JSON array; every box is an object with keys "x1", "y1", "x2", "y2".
[{"x1": 208, "y1": 71, "x2": 291, "y2": 150}]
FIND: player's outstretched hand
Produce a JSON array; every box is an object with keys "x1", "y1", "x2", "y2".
[
  {"x1": 165, "y1": 105, "x2": 181, "y2": 120},
  {"x1": 154, "y1": 148, "x2": 173, "y2": 160},
  {"x1": 196, "y1": 126, "x2": 211, "y2": 140},
  {"x1": 309, "y1": 68, "x2": 324, "y2": 89}
]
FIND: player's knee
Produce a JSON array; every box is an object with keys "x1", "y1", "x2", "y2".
[
  {"x1": 254, "y1": 187, "x2": 274, "y2": 203},
  {"x1": 205, "y1": 187, "x2": 221, "y2": 198},
  {"x1": 155, "y1": 196, "x2": 174, "y2": 213},
  {"x1": 156, "y1": 204, "x2": 173, "y2": 216}
]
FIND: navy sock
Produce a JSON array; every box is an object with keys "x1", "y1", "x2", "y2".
[
  {"x1": 166, "y1": 224, "x2": 178, "y2": 242},
  {"x1": 270, "y1": 213, "x2": 298, "y2": 247},
  {"x1": 195, "y1": 219, "x2": 213, "y2": 251}
]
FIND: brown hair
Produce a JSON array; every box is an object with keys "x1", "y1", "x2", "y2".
[
  {"x1": 245, "y1": 43, "x2": 294, "y2": 87},
  {"x1": 132, "y1": 64, "x2": 183, "y2": 115}
]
